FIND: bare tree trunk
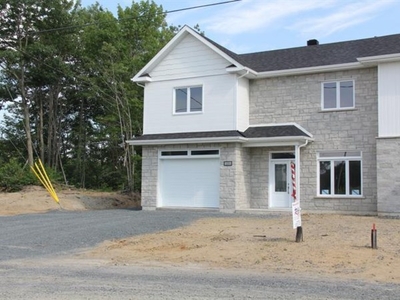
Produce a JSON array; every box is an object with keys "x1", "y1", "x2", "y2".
[
  {"x1": 39, "y1": 95, "x2": 45, "y2": 162},
  {"x1": 20, "y1": 65, "x2": 34, "y2": 166},
  {"x1": 78, "y1": 99, "x2": 86, "y2": 188},
  {"x1": 47, "y1": 92, "x2": 54, "y2": 165}
]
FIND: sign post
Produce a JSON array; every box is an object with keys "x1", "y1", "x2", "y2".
[{"x1": 291, "y1": 161, "x2": 303, "y2": 242}]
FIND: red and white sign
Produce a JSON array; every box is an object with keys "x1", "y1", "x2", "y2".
[{"x1": 291, "y1": 162, "x2": 302, "y2": 228}]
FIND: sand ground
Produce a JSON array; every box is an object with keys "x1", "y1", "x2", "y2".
[{"x1": 1, "y1": 186, "x2": 399, "y2": 284}]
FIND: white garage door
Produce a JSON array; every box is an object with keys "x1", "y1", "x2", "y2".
[{"x1": 159, "y1": 156, "x2": 220, "y2": 208}]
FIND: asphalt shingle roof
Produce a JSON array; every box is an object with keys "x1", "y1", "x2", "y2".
[
  {"x1": 243, "y1": 125, "x2": 311, "y2": 138},
  {"x1": 131, "y1": 125, "x2": 310, "y2": 142},
  {"x1": 208, "y1": 33, "x2": 400, "y2": 72}
]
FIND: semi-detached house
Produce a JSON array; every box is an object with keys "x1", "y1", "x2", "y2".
[{"x1": 128, "y1": 26, "x2": 400, "y2": 216}]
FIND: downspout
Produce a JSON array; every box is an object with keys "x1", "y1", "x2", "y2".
[{"x1": 295, "y1": 139, "x2": 309, "y2": 207}]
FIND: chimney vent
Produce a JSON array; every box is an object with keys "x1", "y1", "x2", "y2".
[{"x1": 307, "y1": 39, "x2": 319, "y2": 46}]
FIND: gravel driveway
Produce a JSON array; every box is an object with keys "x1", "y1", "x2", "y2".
[
  {"x1": 0, "y1": 209, "x2": 242, "y2": 261},
  {"x1": 0, "y1": 209, "x2": 399, "y2": 299}
]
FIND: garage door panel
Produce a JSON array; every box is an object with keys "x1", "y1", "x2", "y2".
[{"x1": 159, "y1": 158, "x2": 220, "y2": 208}]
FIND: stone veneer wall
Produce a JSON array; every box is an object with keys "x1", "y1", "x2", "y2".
[
  {"x1": 141, "y1": 143, "x2": 251, "y2": 211},
  {"x1": 141, "y1": 146, "x2": 159, "y2": 209},
  {"x1": 249, "y1": 68, "x2": 378, "y2": 213},
  {"x1": 377, "y1": 138, "x2": 400, "y2": 216},
  {"x1": 249, "y1": 146, "x2": 294, "y2": 209}
]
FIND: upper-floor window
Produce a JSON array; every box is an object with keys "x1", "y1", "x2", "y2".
[
  {"x1": 174, "y1": 86, "x2": 203, "y2": 114},
  {"x1": 317, "y1": 151, "x2": 362, "y2": 197},
  {"x1": 322, "y1": 80, "x2": 354, "y2": 110}
]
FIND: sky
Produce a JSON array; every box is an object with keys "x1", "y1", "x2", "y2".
[
  {"x1": 1, "y1": 0, "x2": 399, "y2": 122},
  {"x1": 80, "y1": 0, "x2": 400, "y2": 54}
]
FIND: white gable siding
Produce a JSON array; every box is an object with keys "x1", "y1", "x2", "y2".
[
  {"x1": 378, "y1": 62, "x2": 400, "y2": 137},
  {"x1": 149, "y1": 34, "x2": 231, "y2": 81},
  {"x1": 143, "y1": 74, "x2": 237, "y2": 134},
  {"x1": 236, "y1": 77, "x2": 249, "y2": 132}
]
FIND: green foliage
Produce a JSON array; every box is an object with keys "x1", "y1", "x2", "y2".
[
  {"x1": 0, "y1": 0, "x2": 181, "y2": 192},
  {"x1": 0, "y1": 159, "x2": 36, "y2": 192}
]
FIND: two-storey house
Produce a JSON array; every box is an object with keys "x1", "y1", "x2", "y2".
[{"x1": 128, "y1": 26, "x2": 400, "y2": 216}]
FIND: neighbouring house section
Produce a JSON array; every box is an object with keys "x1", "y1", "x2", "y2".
[
  {"x1": 376, "y1": 61, "x2": 400, "y2": 216},
  {"x1": 128, "y1": 25, "x2": 400, "y2": 215},
  {"x1": 249, "y1": 68, "x2": 378, "y2": 213}
]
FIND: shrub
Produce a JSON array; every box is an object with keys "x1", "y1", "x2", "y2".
[{"x1": 0, "y1": 159, "x2": 38, "y2": 192}]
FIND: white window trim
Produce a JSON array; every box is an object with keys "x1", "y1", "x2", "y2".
[
  {"x1": 321, "y1": 80, "x2": 355, "y2": 111},
  {"x1": 159, "y1": 149, "x2": 220, "y2": 159},
  {"x1": 316, "y1": 151, "x2": 363, "y2": 198},
  {"x1": 173, "y1": 85, "x2": 203, "y2": 115},
  {"x1": 269, "y1": 151, "x2": 296, "y2": 160}
]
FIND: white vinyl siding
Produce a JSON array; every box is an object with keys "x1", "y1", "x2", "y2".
[
  {"x1": 143, "y1": 75, "x2": 236, "y2": 134},
  {"x1": 150, "y1": 34, "x2": 230, "y2": 81},
  {"x1": 378, "y1": 62, "x2": 400, "y2": 137}
]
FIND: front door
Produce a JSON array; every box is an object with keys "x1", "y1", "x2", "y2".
[{"x1": 270, "y1": 160, "x2": 293, "y2": 208}]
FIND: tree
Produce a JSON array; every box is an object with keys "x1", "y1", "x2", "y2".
[
  {"x1": 0, "y1": 0, "x2": 178, "y2": 191},
  {"x1": 0, "y1": 0, "x2": 77, "y2": 166}
]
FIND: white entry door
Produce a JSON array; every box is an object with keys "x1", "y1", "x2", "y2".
[{"x1": 270, "y1": 160, "x2": 294, "y2": 208}]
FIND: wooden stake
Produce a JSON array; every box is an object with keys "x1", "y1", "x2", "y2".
[
  {"x1": 295, "y1": 226, "x2": 303, "y2": 242},
  {"x1": 371, "y1": 223, "x2": 377, "y2": 249}
]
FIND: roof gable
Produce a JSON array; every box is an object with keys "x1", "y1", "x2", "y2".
[
  {"x1": 132, "y1": 26, "x2": 400, "y2": 81},
  {"x1": 131, "y1": 26, "x2": 247, "y2": 82},
  {"x1": 149, "y1": 33, "x2": 235, "y2": 80}
]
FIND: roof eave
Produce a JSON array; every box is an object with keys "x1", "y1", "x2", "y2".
[
  {"x1": 131, "y1": 76, "x2": 152, "y2": 83},
  {"x1": 126, "y1": 136, "x2": 247, "y2": 146},
  {"x1": 127, "y1": 135, "x2": 314, "y2": 147},
  {"x1": 254, "y1": 62, "x2": 363, "y2": 79},
  {"x1": 357, "y1": 53, "x2": 400, "y2": 66},
  {"x1": 243, "y1": 136, "x2": 314, "y2": 148},
  {"x1": 226, "y1": 66, "x2": 257, "y2": 78}
]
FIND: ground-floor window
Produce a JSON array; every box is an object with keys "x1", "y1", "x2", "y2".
[{"x1": 317, "y1": 151, "x2": 362, "y2": 196}]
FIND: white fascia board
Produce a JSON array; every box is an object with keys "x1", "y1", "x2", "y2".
[
  {"x1": 357, "y1": 53, "x2": 400, "y2": 65},
  {"x1": 126, "y1": 136, "x2": 247, "y2": 146},
  {"x1": 254, "y1": 62, "x2": 362, "y2": 79},
  {"x1": 127, "y1": 135, "x2": 314, "y2": 147},
  {"x1": 130, "y1": 26, "x2": 193, "y2": 82},
  {"x1": 226, "y1": 66, "x2": 257, "y2": 77},
  {"x1": 189, "y1": 33, "x2": 245, "y2": 70},
  {"x1": 131, "y1": 25, "x2": 249, "y2": 82},
  {"x1": 293, "y1": 123, "x2": 313, "y2": 138},
  {"x1": 248, "y1": 122, "x2": 314, "y2": 138},
  {"x1": 243, "y1": 136, "x2": 313, "y2": 148}
]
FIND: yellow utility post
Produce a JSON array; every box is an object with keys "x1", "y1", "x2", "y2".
[{"x1": 30, "y1": 159, "x2": 59, "y2": 204}]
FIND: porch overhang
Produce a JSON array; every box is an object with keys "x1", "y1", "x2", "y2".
[
  {"x1": 126, "y1": 130, "x2": 246, "y2": 146},
  {"x1": 243, "y1": 136, "x2": 313, "y2": 147},
  {"x1": 126, "y1": 123, "x2": 314, "y2": 147}
]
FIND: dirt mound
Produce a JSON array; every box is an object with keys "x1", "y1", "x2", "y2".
[
  {"x1": 0, "y1": 185, "x2": 140, "y2": 216},
  {"x1": 82, "y1": 214, "x2": 400, "y2": 284}
]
